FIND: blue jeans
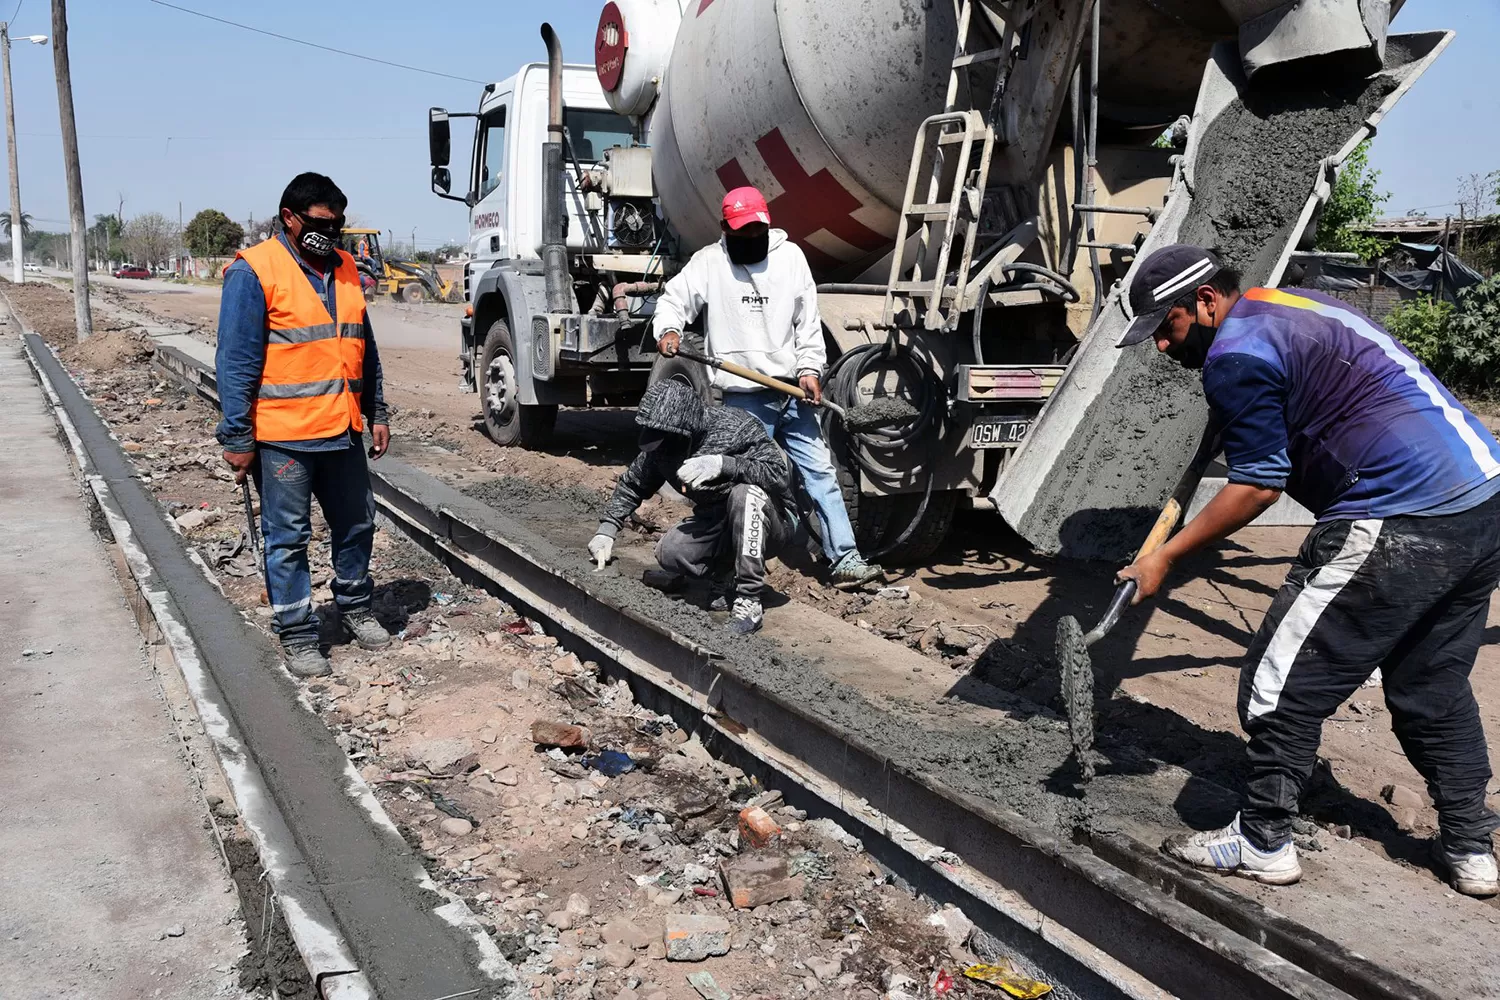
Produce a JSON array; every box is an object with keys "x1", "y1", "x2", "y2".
[
  {"x1": 723, "y1": 390, "x2": 857, "y2": 564},
  {"x1": 253, "y1": 442, "x2": 376, "y2": 647}
]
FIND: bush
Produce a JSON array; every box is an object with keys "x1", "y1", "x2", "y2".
[
  {"x1": 1448, "y1": 275, "x2": 1500, "y2": 394},
  {"x1": 1386, "y1": 275, "x2": 1500, "y2": 397},
  {"x1": 1385, "y1": 296, "x2": 1455, "y2": 373}
]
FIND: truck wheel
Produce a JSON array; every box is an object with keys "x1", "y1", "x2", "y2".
[
  {"x1": 871, "y1": 489, "x2": 959, "y2": 565},
  {"x1": 479, "y1": 318, "x2": 557, "y2": 448},
  {"x1": 832, "y1": 455, "x2": 893, "y2": 556},
  {"x1": 647, "y1": 335, "x2": 712, "y2": 404},
  {"x1": 401, "y1": 282, "x2": 427, "y2": 304}
]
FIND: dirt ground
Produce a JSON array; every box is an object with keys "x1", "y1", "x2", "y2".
[
  {"x1": 12, "y1": 281, "x2": 1053, "y2": 999},
  {"x1": 46, "y1": 277, "x2": 1500, "y2": 910}
]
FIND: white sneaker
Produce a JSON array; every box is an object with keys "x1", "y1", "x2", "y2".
[
  {"x1": 1433, "y1": 840, "x2": 1500, "y2": 898},
  {"x1": 1161, "y1": 814, "x2": 1302, "y2": 885}
]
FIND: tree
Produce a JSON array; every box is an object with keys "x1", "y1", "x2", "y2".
[
  {"x1": 183, "y1": 208, "x2": 245, "y2": 257},
  {"x1": 1314, "y1": 141, "x2": 1392, "y2": 261},
  {"x1": 90, "y1": 212, "x2": 123, "y2": 264},
  {"x1": 1456, "y1": 172, "x2": 1498, "y2": 222},
  {"x1": 122, "y1": 211, "x2": 179, "y2": 268},
  {"x1": 0, "y1": 210, "x2": 33, "y2": 242}
]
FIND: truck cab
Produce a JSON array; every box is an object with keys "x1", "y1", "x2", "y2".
[{"x1": 429, "y1": 59, "x2": 660, "y2": 447}]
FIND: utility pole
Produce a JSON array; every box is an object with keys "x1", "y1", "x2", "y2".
[
  {"x1": 51, "y1": 0, "x2": 90, "y2": 340},
  {"x1": 2, "y1": 23, "x2": 22, "y2": 283}
]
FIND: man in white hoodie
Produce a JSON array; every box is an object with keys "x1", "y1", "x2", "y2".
[{"x1": 655, "y1": 186, "x2": 883, "y2": 589}]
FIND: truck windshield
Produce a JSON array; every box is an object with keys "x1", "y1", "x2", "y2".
[{"x1": 565, "y1": 108, "x2": 631, "y2": 163}]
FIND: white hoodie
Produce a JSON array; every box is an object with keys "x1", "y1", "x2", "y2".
[{"x1": 652, "y1": 229, "x2": 825, "y2": 393}]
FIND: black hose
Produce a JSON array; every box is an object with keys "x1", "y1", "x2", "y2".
[
  {"x1": 997, "y1": 262, "x2": 1081, "y2": 302},
  {"x1": 822, "y1": 337, "x2": 947, "y2": 559}
]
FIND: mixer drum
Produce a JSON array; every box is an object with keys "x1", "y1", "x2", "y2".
[{"x1": 649, "y1": 0, "x2": 956, "y2": 276}]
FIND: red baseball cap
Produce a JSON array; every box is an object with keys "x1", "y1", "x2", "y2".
[{"x1": 722, "y1": 186, "x2": 771, "y2": 230}]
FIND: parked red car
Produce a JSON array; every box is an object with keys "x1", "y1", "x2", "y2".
[{"x1": 113, "y1": 265, "x2": 150, "y2": 279}]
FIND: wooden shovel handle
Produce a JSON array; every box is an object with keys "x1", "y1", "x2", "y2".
[{"x1": 677, "y1": 348, "x2": 808, "y2": 401}]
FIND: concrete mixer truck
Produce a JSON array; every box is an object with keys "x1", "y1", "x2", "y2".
[{"x1": 427, "y1": 0, "x2": 1450, "y2": 562}]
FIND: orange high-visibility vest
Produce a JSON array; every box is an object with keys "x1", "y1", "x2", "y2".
[{"x1": 235, "y1": 237, "x2": 368, "y2": 443}]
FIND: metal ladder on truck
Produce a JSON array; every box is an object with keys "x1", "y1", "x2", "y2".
[{"x1": 883, "y1": 0, "x2": 1024, "y2": 332}]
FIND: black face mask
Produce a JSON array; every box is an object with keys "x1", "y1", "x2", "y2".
[
  {"x1": 293, "y1": 211, "x2": 343, "y2": 260},
  {"x1": 1166, "y1": 322, "x2": 1217, "y2": 370},
  {"x1": 725, "y1": 231, "x2": 769, "y2": 266}
]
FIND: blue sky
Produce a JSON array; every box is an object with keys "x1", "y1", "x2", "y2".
[{"x1": 4, "y1": 1, "x2": 1493, "y2": 243}]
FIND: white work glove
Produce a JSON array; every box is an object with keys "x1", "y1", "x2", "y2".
[
  {"x1": 587, "y1": 532, "x2": 614, "y2": 569},
  {"x1": 676, "y1": 455, "x2": 726, "y2": 490}
]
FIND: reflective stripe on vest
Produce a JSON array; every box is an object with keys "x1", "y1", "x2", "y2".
[{"x1": 234, "y1": 238, "x2": 368, "y2": 443}]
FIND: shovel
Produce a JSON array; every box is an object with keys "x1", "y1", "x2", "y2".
[
  {"x1": 673, "y1": 347, "x2": 918, "y2": 430},
  {"x1": 1055, "y1": 430, "x2": 1219, "y2": 781}
]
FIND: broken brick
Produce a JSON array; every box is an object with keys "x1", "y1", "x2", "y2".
[
  {"x1": 737, "y1": 805, "x2": 781, "y2": 848},
  {"x1": 720, "y1": 854, "x2": 803, "y2": 909},
  {"x1": 664, "y1": 913, "x2": 731, "y2": 961},
  {"x1": 530, "y1": 720, "x2": 591, "y2": 749}
]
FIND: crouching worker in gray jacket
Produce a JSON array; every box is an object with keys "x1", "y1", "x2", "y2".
[{"x1": 588, "y1": 381, "x2": 798, "y2": 635}]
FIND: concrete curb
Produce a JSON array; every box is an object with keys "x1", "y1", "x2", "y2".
[
  {"x1": 14, "y1": 329, "x2": 373, "y2": 999},
  {"x1": 12, "y1": 312, "x2": 520, "y2": 999}
]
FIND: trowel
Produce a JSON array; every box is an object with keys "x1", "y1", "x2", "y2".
[
  {"x1": 674, "y1": 347, "x2": 918, "y2": 430},
  {"x1": 241, "y1": 479, "x2": 270, "y2": 606},
  {"x1": 1055, "y1": 430, "x2": 1219, "y2": 780}
]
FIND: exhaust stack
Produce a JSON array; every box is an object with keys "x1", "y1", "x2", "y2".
[{"x1": 540, "y1": 23, "x2": 571, "y2": 314}]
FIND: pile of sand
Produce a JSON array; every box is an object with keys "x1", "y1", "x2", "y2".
[{"x1": 61, "y1": 328, "x2": 155, "y2": 370}]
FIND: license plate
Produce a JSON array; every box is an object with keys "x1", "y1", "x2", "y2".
[{"x1": 970, "y1": 415, "x2": 1031, "y2": 449}]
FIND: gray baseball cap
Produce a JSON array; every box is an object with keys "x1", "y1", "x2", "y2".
[{"x1": 1117, "y1": 244, "x2": 1223, "y2": 347}]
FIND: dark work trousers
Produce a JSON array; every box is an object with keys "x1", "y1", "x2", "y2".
[
  {"x1": 655, "y1": 483, "x2": 791, "y2": 599},
  {"x1": 253, "y1": 442, "x2": 377, "y2": 648},
  {"x1": 1238, "y1": 490, "x2": 1500, "y2": 855}
]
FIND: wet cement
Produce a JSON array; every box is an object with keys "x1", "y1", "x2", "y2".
[
  {"x1": 1055, "y1": 616, "x2": 1095, "y2": 780},
  {"x1": 454, "y1": 474, "x2": 1220, "y2": 840},
  {"x1": 843, "y1": 395, "x2": 921, "y2": 431},
  {"x1": 25, "y1": 335, "x2": 514, "y2": 1000},
  {"x1": 1021, "y1": 71, "x2": 1398, "y2": 561}
]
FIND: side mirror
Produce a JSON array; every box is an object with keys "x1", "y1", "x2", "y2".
[
  {"x1": 428, "y1": 108, "x2": 452, "y2": 167},
  {"x1": 432, "y1": 166, "x2": 452, "y2": 196}
]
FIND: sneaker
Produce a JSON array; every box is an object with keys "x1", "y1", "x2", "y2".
[
  {"x1": 283, "y1": 642, "x2": 332, "y2": 679},
  {"x1": 343, "y1": 609, "x2": 392, "y2": 650},
  {"x1": 727, "y1": 596, "x2": 763, "y2": 635},
  {"x1": 830, "y1": 552, "x2": 883, "y2": 590},
  {"x1": 1161, "y1": 814, "x2": 1302, "y2": 885},
  {"x1": 1432, "y1": 839, "x2": 1500, "y2": 897}
]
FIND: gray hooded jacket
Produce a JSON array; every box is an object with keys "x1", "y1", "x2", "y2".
[{"x1": 597, "y1": 381, "x2": 794, "y2": 537}]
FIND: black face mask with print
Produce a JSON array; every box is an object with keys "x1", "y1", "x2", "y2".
[{"x1": 725, "y1": 231, "x2": 769, "y2": 266}]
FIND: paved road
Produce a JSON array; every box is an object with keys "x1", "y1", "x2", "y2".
[{"x1": 0, "y1": 337, "x2": 251, "y2": 999}]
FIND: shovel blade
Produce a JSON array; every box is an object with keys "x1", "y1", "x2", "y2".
[{"x1": 1056, "y1": 615, "x2": 1096, "y2": 780}]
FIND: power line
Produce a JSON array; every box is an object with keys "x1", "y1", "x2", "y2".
[
  {"x1": 8, "y1": 1, "x2": 22, "y2": 25},
  {"x1": 19, "y1": 131, "x2": 410, "y2": 141},
  {"x1": 145, "y1": 0, "x2": 486, "y2": 85}
]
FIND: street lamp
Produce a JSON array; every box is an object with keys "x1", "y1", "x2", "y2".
[{"x1": 2, "y1": 25, "x2": 47, "y2": 284}]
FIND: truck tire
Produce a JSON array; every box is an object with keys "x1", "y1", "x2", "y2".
[
  {"x1": 401, "y1": 281, "x2": 427, "y2": 304},
  {"x1": 832, "y1": 452, "x2": 958, "y2": 565},
  {"x1": 871, "y1": 489, "x2": 959, "y2": 565},
  {"x1": 478, "y1": 318, "x2": 556, "y2": 448},
  {"x1": 646, "y1": 335, "x2": 712, "y2": 404}
]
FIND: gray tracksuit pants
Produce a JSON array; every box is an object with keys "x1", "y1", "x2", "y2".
[{"x1": 655, "y1": 483, "x2": 791, "y2": 599}]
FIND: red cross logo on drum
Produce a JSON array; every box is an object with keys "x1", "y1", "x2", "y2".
[{"x1": 717, "y1": 128, "x2": 888, "y2": 274}]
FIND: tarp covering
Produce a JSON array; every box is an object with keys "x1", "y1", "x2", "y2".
[{"x1": 1300, "y1": 243, "x2": 1484, "y2": 302}]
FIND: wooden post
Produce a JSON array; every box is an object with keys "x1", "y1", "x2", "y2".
[{"x1": 50, "y1": 0, "x2": 91, "y2": 341}]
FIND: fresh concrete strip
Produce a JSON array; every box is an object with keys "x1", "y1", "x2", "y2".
[{"x1": 16, "y1": 321, "x2": 520, "y2": 1000}]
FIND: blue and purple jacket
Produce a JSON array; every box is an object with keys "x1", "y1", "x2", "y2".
[{"x1": 1203, "y1": 287, "x2": 1500, "y2": 521}]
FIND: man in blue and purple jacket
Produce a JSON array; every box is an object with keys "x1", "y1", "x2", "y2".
[{"x1": 1116, "y1": 244, "x2": 1500, "y2": 897}]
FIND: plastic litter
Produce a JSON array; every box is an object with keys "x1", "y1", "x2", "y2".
[
  {"x1": 963, "y1": 963, "x2": 1053, "y2": 998},
  {"x1": 932, "y1": 969, "x2": 956, "y2": 995}
]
